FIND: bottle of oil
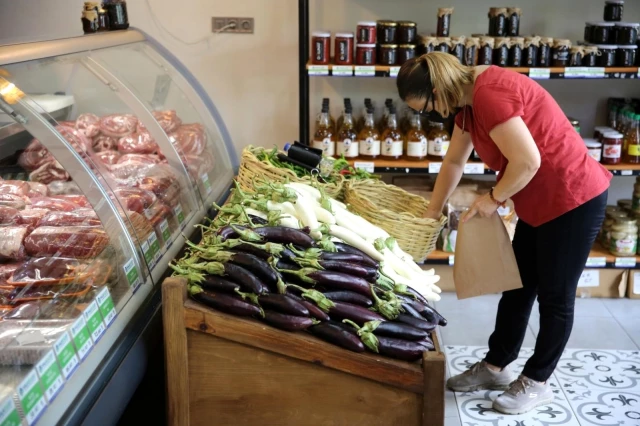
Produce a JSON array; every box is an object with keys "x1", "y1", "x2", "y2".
[
  {"x1": 427, "y1": 122, "x2": 451, "y2": 161},
  {"x1": 377, "y1": 99, "x2": 393, "y2": 134},
  {"x1": 399, "y1": 105, "x2": 413, "y2": 135},
  {"x1": 336, "y1": 98, "x2": 351, "y2": 132},
  {"x1": 336, "y1": 106, "x2": 359, "y2": 159},
  {"x1": 380, "y1": 105, "x2": 404, "y2": 160},
  {"x1": 404, "y1": 111, "x2": 428, "y2": 161},
  {"x1": 356, "y1": 98, "x2": 372, "y2": 133},
  {"x1": 311, "y1": 106, "x2": 336, "y2": 157},
  {"x1": 358, "y1": 107, "x2": 381, "y2": 160},
  {"x1": 626, "y1": 113, "x2": 640, "y2": 164}
]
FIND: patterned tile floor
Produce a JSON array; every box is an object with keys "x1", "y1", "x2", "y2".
[{"x1": 434, "y1": 294, "x2": 640, "y2": 426}]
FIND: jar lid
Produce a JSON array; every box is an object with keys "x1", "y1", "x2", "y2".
[
  {"x1": 380, "y1": 44, "x2": 399, "y2": 48},
  {"x1": 605, "y1": 0, "x2": 624, "y2": 4},
  {"x1": 595, "y1": 126, "x2": 613, "y2": 131},
  {"x1": 615, "y1": 22, "x2": 640, "y2": 27},
  {"x1": 356, "y1": 43, "x2": 377, "y2": 48},
  {"x1": 618, "y1": 45, "x2": 638, "y2": 49},
  {"x1": 592, "y1": 21, "x2": 616, "y2": 27},
  {"x1": 603, "y1": 131, "x2": 624, "y2": 137},
  {"x1": 594, "y1": 44, "x2": 619, "y2": 49},
  {"x1": 312, "y1": 31, "x2": 331, "y2": 37},
  {"x1": 335, "y1": 32, "x2": 354, "y2": 38},
  {"x1": 399, "y1": 44, "x2": 417, "y2": 48},
  {"x1": 377, "y1": 20, "x2": 398, "y2": 26},
  {"x1": 584, "y1": 139, "x2": 602, "y2": 148},
  {"x1": 357, "y1": 21, "x2": 377, "y2": 26},
  {"x1": 397, "y1": 21, "x2": 417, "y2": 27}
]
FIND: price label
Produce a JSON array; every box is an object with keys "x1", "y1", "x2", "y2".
[
  {"x1": 96, "y1": 287, "x2": 117, "y2": 327},
  {"x1": 70, "y1": 316, "x2": 93, "y2": 360},
  {"x1": 123, "y1": 258, "x2": 142, "y2": 292},
  {"x1": 389, "y1": 66, "x2": 401, "y2": 77},
  {"x1": 0, "y1": 398, "x2": 20, "y2": 426},
  {"x1": 585, "y1": 67, "x2": 605, "y2": 78},
  {"x1": 159, "y1": 219, "x2": 172, "y2": 246},
  {"x1": 17, "y1": 370, "x2": 47, "y2": 425},
  {"x1": 147, "y1": 232, "x2": 162, "y2": 266},
  {"x1": 634, "y1": 272, "x2": 640, "y2": 295},
  {"x1": 332, "y1": 65, "x2": 353, "y2": 76},
  {"x1": 173, "y1": 204, "x2": 186, "y2": 229},
  {"x1": 83, "y1": 301, "x2": 106, "y2": 344},
  {"x1": 529, "y1": 68, "x2": 550, "y2": 79},
  {"x1": 577, "y1": 269, "x2": 600, "y2": 288},
  {"x1": 201, "y1": 173, "x2": 213, "y2": 195},
  {"x1": 36, "y1": 350, "x2": 64, "y2": 403},
  {"x1": 354, "y1": 66, "x2": 375, "y2": 76},
  {"x1": 143, "y1": 208, "x2": 154, "y2": 220},
  {"x1": 141, "y1": 239, "x2": 153, "y2": 266},
  {"x1": 621, "y1": 170, "x2": 633, "y2": 176},
  {"x1": 585, "y1": 257, "x2": 607, "y2": 268},
  {"x1": 308, "y1": 65, "x2": 329, "y2": 76},
  {"x1": 448, "y1": 255, "x2": 455, "y2": 266},
  {"x1": 564, "y1": 67, "x2": 587, "y2": 78},
  {"x1": 615, "y1": 257, "x2": 636, "y2": 268},
  {"x1": 54, "y1": 332, "x2": 79, "y2": 380},
  {"x1": 428, "y1": 162, "x2": 442, "y2": 174},
  {"x1": 353, "y1": 162, "x2": 375, "y2": 173},
  {"x1": 463, "y1": 163, "x2": 484, "y2": 174}
]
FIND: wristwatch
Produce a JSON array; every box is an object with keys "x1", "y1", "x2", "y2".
[{"x1": 489, "y1": 187, "x2": 507, "y2": 208}]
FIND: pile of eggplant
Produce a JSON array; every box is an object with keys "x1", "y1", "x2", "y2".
[{"x1": 171, "y1": 182, "x2": 447, "y2": 362}]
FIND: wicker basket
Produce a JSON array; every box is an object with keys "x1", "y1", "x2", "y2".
[
  {"x1": 237, "y1": 146, "x2": 345, "y2": 200},
  {"x1": 344, "y1": 179, "x2": 447, "y2": 262}
]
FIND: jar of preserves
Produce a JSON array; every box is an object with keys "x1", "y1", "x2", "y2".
[
  {"x1": 355, "y1": 44, "x2": 376, "y2": 65},
  {"x1": 507, "y1": 7, "x2": 522, "y2": 36},
  {"x1": 616, "y1": 45, "x2": 637, "y2": 66},
  {"x1": 538, "y1": 37, "x2": 554, "y2": 67},
  {"x1": 568, "y1": 117, "x2": 581, "y2": 134},
  {"x1": 602, "y1": 131, "x2": 623, "y2": 164},
  {"x1": 584, "y1": 22, "x2": 595, "y2": 43},
  {"x1": 450, "y1": 36, "x2": 466, "y2": 63},
  {"x1": 488, "y1": 7, "x2": 508, "y2": 37},
  {"x1": 591, "y1": 22, "x2": 616, "y2": 44},
  {"x1": 82, "y1": 2, "x2": 99, "y2": 34},
  {"x1": 97, "y1": 6, "x2": 109, "y2": 31},
  {"x1": 334, "y1": 32, "x2": 354, "y2": 65},
  {"x1": 427, "y1": 122, "x2": 451, "y2": 160},
  {"x1": 569, "y1": 46, "x2": 585, "y2": 66},
  {"x1": 596, "y1": 44, "x2": 618, "y2": 66},
  {"x1": 479, "y1": 37, "x2": 495, "y2": 65},
  {"x1": 582, "y1": 45, "x2": 600, "y2": 66},
  {"x1": 311, "y1": 31, "x2": 331, "y2": 64},
  {"x1": 397, "y1": 21, "x2": 417, "y2": 44},
  {"x1": 585, "y1": 139, "x2": 603, "y2": 162},
  {"x1": 381, "y1": 106, "x2": 404, "y2": 160},
  {"x1": 398, "y1": 44, "x2": 417, "y2": 64},
  {"x1": 357, "y1": 22, "x2": 377, "y2": 44},
  {"x1": 604, "y1": 0, "x2": 624, "y2": 22},
  {"x1": 420, "y1": 36, "x2": 438, "y2": 55},
  {"x1": 594, "y1": 126, "x2": 613, "y2": 140},
  {"x1": 379, "y1": 44, "x2": 398, "y2": 65},
  {"x1": 436, "y1": 37, "x2": 451, "y2": 53},
  {"x1": 610, "y1": 218, "x2": 638, "y2": 257},
  {"x1": 377, "y1": 20, "x2": 397, "y2": 44},
  {"x1": 552, "y1": 39, "x2": 572, "y2": 66},
  {"x1": 464, "y1": 37, "x2": 480, "y2": 66},
  {"x1": 493, "y1": 37, "x2": 511, "y2": 67},
  {"x1": 615, "y1": 22, "x2": 639, "y2": 45},
  {"x1": 523, "y1": 36, "x2": 540, "y2": 66},
  {"x1": 437, "y1": 8, "x2": 454, "y2": 37},
  {"x1": 405, "y1": 112, "x2": 428, "y2": 161},
  {"x1": 509, "y1": 37, "x2": 524, "y2": 67}
]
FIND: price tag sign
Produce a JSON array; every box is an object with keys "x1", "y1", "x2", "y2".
[
  {"x1": 564, "y1": 67, "x2": 589, "y2": 78},
  {"x1": 354, "y1": 66, "x2": 375, "y2": 76},
  {"x1": 0, "y1": 398, "x2": 20, "y2": 426},
  {"x1": 529, "y1": 68, "x2": 550, "y2": 79},
  {"x1": 585, "y1": 257, "x2": 607, "y2": 268},
  {"x1": 36, "y1": 350, "x2": 64, "y2": 403},
  {"x1": 141, "y1": 239, "x2": 153, "y2": 266},
  {"x1": 308, "y1": 65, "x2": 329, "y2": 76},
  {"x1": 463, "y1": 163, "x2": 484, "y2": 174},
  {"x1": 70, "y1": 316, "x2": 93, "y2": 360},
  {"x1": 83, "y1": 301, "x2": 106, "y2": 344},
  {"x1": 54, "y1": 332, "x2": 79, "y2": 380},
  {"x1": 448, "y1": 255, "x2": 455, "y2": 266},
  {"x1": 173, "y1": 205, "x2": 186, "y2": 229},
  {"x1": 615, "y1": 257, "x2": 637, "y2": 268},
  {"x1": 578, "y1": 269, "x2": 600, "y2": 288},
  {"x1": 428, "y1": 162, "x2": 442, "y2": 174},
  {"x1": 353, "y1": 162, "x2": 375, "y2": 173},
  {"x1": 123, "y1": 258, "x2": 142, "y2": 292},
  {"x1": 17, "y1": 370, "x2": 47, "y2": 425},
  {"x1": 389, "y1": 66, "x2": 401, "y2": 77},
  {"x1": 621, "y1": 170, "x2": 633, "y2": 176},
  {"x1": 200, "y1": 173, "x2": 213, "y2": 195},
  {"x1": 159, "y1": 219, "x2": 172, "y2": 246},
  {"x1": 332, "y1": 65, "x2": 353, "y2": 76},
  {"x1": 96, "y1": 287, "x2": 117, "y2": 327},
  {"x1": 147, "y1": 232, "x2": 162, "y2": 266},
  {"x1": 584, "y1": 67, "x2": 605, "y2": 78}
]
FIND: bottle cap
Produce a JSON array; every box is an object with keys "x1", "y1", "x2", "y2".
[
  {"x1": 389, "y1": 105, "x2": 397, "y2": 114},
  {"x1": 365, "y1": 98, "x2": 372, "y2": 103},
  {"x1": 284, "y1": 143, "x2": 292, "y2": 151}
]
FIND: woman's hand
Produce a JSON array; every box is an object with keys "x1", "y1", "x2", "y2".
[
  {"x1": 463, "y1": 193, "x2": 498, "y2": 223},
  {"x1": 423, "y1": 207, "x2": 442, "y2": 221}
]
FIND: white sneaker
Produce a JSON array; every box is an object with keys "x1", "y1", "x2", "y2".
[
  {"x1": 446, "y1": 361, "x2": 516, "y2": 392},
  {"x1": 492, "y1": 375, "x2": 554, "y2": 415}
]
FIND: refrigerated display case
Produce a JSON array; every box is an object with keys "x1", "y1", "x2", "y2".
[{"x1": 0, "y1": 30, "x2": 237, "y2": 425}]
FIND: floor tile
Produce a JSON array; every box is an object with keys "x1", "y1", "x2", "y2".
[
  {"x1": 566, "y1": 389, "x2": 640, "y2": 426},
  {"x1": 621, "y1": 318, "x2": 640, "y2": 348},
  {"x1": 440, "y1": 311, "x2": 536, "y2": 347},
  {"x1": 530, "y1": 316, "x2": 639, "y2": 350},
  {"x1": 445, "y1": 389, "x2": 459, "y2": 418},
  {"x1": 602, "y1": 298, "x2": 640, "y2": 320},
  {"x1": 444, "y1": 416, "x2": 462, "y2": 426}
]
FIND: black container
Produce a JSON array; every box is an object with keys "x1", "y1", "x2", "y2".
[
  {"x1": 569, "y1": 47, "x2": 584, "y2": 66},
  {"x1": 398, "y1": 44, "x2": 416, "y2": 64},
  {"x1": 509, "y1": 38, "x2": 524, "y2": 66},
  {"x1": 104, "y1": 0, "x2": 129, "y2": 30},
  {"x1": 538, "y1": 38, "x2": 553, "y2": 67},
  {"x1": 450, "y1": 38, "x2": 465, "y2": 63},
  {"x1": 464, "y1": 39, "x2": 479, "y2": 66},
  {"x1": 478, "y1": 38, "x2": 494, "y2": 65},
  {"x1": 493, "y1": 38, "x2": 510, "y2": 67},
  {"x1": 436, "y1": 38, "x2": 450, "y2": 53},
  {"x1": 377, "y1": 20, "x2": 397, "y2": 44},
  {"x1": 582, "y1": 46, "x2": 599, "y2": 66},
  {"x1": 617, "y1": 45, "x2": 637, "y2": 66},
  {"x1": 604, "y1": 0, "x2": 624, "y2": 22},
  {"x1": 591, "y1": 22, "x2": 615, "y2": 44},
  {"x1": 437, "y1": 8, "x2": 453, "y2": 37},
  {"x1": 596, "y1": 45, "x2": 618, "y2": 66},
  {"x1": 551, "y1": 40, "x2": 571, "y2": 67},
  {"x1": 615, "y1": 23, "x2": 639, "y2": 45},
  {"x1": 507, "y1": 8, "x2": 522, "y2": 37},
  {"x1": 488, "y1": 8, "x2": 507, "y2": 37},
  {"x1": 584, "y1": 23, "x2": 594, "y2": 43},
  {"x1": 397, "y1": 21, "x2": 417, "y2": 44},
  {"x1": 379, "y1": 44, "x2": 398, "y2": 65},
  {"x1": 523, "y1": 38, "x2": 539, "y2": 67}
]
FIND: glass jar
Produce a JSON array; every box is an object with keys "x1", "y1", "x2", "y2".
[
  {"x1": 618, "y1": 199, "x2": 633, "y2": 212},
  {"x1": 568, "y1": 117, "x2": 581, "y2": 134},
  {"x1": 334, "y1": 32, "x2": 354, "y2": 65},
  {"x1": 584, "y1": 139, "x2": 603, "y2": 162},
  {"x1": 398, "y1": 44, "x2": 417, "y2": 64},
  {"x1": 493, "y1": 37, "x2": 511, "y2": 67},
  {"x1": 569, "y1": 46, "x2": 585, "y2": 66},
  {"x1": 397, "y1": 21, "x2": 417, "y2": 44},
  {"x1": 479, "y1": 37, "x2": 495, "y2": 65},
  {"x1": 633, "y1": 180, "x2": 640, "y2": 210},
  {"x1": 538, "y1": 37, "x2": 554, "y2": 67},
  {"x1": 584, "y1": 22, "x2": 595, "y2": 43},
  {"x1": 610, "y1": 218, "x2": 638, "y2": 257},
  {"x1": 617, "y1": 45, "x2": 637, "y2": 66},
  {"x1": 591, "y1": 22, "x2": 616, "y2": 44},
  {"x1": 437, "y1": 8, "x2": 454, "y2": 37},
  {"x1": 594, "y1": 126, "x2": 613, "y2": 141},
  {"x1": 450, "y1": 36, "x2": 466, "y2": 63},
  {"x1": 436, "y1": 37, "x2": 451, "y2": 53},
  {"x1": 552, "y1": 39, "x2": 572, "y2": 66},
  {"x1": 311, "y1": 31, "x2": 331, "y2": 64},
  {"x1": 602, "y1": 131, "x2": 624, "y2": 164},
  {"x1": 421, "y1": 36, "x2": 438, "y2": 55},
  {"x1": 488, "y1": 7, "x2": 507, "y2": 37},
  {"x1": 377, "y1": 20, "x2": 397, "y2": 44},
  {"x1": 357, "y1": 22, "x2": 377, "y2": 44},
  {"x1": 509, "y1": 37, "x2": 524, "y2": 66},
  {"x1": 604, "y1": 0, "x2": 624, "y2": 22},
  {"x1": 427, "y1": 122, "x2": 451, "y2": 160},
  {"x1": 379, "y1": 44, "x2": 398, "y2": 65},
  {"x1": 507, "y1": 7, "x2": 522, "y2": 36},
  {"x1": 596, "y1": 44, "x2": 618, "y2": 66},
  {"x1": 582, "y1": 45, "x2": 600, "y2": 66},
  {"x1": 97, "y1": 6, "x2": 109, "y2": 31},
  {"x1": 523, "y1": 36, "x2": 540, "y2": 66},
  {"x1": 355, "y1": 44, "x2": 376, "y2": 65},
  {"x1": 104, "y1": 0, "x2": 129, "y2": 30},
  {"x1": 615, "y1": 22, "x2": 639, "y2": 45},
  {"x1": 82, "y1": 2, "x2": 99, "y2": 34},
  {"x1": 464, "y1": 38, "x2": 480, "y2": 66},
  {"x1": 601, "y1": 210, "x2": 627, "y2": 246}
]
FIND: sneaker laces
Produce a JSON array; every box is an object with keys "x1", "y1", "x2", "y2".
[
  {"x1": 505, "y1": 377, "x2": 532, "y2": 397},
  {"x1": 462, "y1": 362, "x2": 483, "y2": 376}
]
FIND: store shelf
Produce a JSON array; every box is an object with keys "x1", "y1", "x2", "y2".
[
  {"x1": 307, "y1": 62, "x2": 640, "y2": 80},
  {"x1": 605, "y1": 163, "x2": 640, "y2": 176}
]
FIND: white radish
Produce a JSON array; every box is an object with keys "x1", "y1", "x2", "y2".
[
  {"x1": 244, "y1": 208, "x2": 267, "y2": 220},
  {"x1": 278, "y1": 215, "x2": 301, "y2": 229},
  {"x1": 266, "y1": 200, "x2": 298, "y2": 218},
  {"x1": 328, "y1": 225, "x2": 384, "y2": 261},
  {"x1": 285, "y1": 183, "x2": 321, "y2": 201},
  {"x1": 290, "y1": 192, "x2": 321, "y2": 239},
  {"x1": 311, "y1": 202, "x2": 336, "y2": 225},
  {"x1": 328, "y1": 198, "x2": 347, "y2": 212},
  {"x1": 422, "y1": 268, "x2": 435, "y2": 276},
  {"x1": 334, "y1": 209, "x2": 387, "y2": 241}
]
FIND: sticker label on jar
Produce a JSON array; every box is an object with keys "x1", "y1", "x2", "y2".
[
  {"x1": 17, "y1": 370, "x2": 46, "y2": 426},
  {"x1": 629, "y1": 145, "x2": 640, "y2": 156},
  {"x1": 407, "y1": 137, "x2": 427, "y2": 158},
  {"x1": 359, "y1": 137, "x2": 380, "y2": 156},
  {"x1": 603, "y1": 143, "x2": 622, "y2": 159},
  {"x1": 0, "y1": 397, "x2": 20, "y2": 426},
  {"x1": 54, "y1": 332, "x2": 79, "y2": 380},
  {"x1": 337, "y1": 139, "x2": 359, "y2": 158},
  {"x1": 428, "y1": 137, "x2": 450, "y2": 157},
  {"x1": 588, "y1": 149, "x2": 602, "y2": 162},
  {"x1": 332, "y1": 65, "x2": 353, "y2": 76},
  {"x1": 383, "y1": 138, "x2": 403, "y2": 156},
  {"x1": 336, "y1": 41, "x2": 351, "y2": 63},
  {"x1": 611, "y1": 237, "x2": 637, "y2": 256},
  {"x1": 84, "y1": 300, "x2": 106, "y2": 344},
  {"x1": 312, "y1": 138, "x2": 335, "y2": 156},
  {"x1": 70, "y1": 316, "x2": 93, "y2": 361},
  {"x1": 96, "y1": 286, "x2": 117, "y2": 327},
  {"x1": 36, "y1": 350, "x2": 64, "y2": 403}
]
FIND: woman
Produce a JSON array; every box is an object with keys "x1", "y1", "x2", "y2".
[{"x1": 397, "y1": 52, "x2": 611, "y2": 415}]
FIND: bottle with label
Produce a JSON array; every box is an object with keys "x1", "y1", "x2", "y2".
[
  {"x1": 336, "y1": 98, "x2": 351, "y2": 132},
  {"x1": 427, "y1": 122, "x2": 451, "y2": 160},
  {"x1": 626, "y1": 113, "x2": 640, "y2": 164},
  {"x1": 404, "y1": 111, "x2": 428, "y2": 161},
  {"x1": 356, "y1": 98, "x2": 372, "y2": 133},
  {"x1": 399, "y1": 105, "x2": 413, "y2": 134},
  {"x1": 336, "y1": 106, "x2": 359, "y2": 159},
  {"x1": 380, "y1": 105, "x2": 404, "y2": 160},
  {"x1": 377, "y1": 98, "x2": 393, "y2": 134},
  {"x1": 312, "y1": 106, "x2": 336, "y2": 157},
  {"x1": 358, "y1": 107, "x2": 381, "y2": 159}
]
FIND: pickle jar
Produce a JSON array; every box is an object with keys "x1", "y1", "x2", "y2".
[
  {"x1": 493, "y1": 37, "x2": 511, "y2": 67},
  {"x1": 509, "y1": 37, "x2": 524, "y2": 66},
  {"x1": 551, "y1": 39, "x2": 572, "y2": 66},
  {"x1": 610, "y1": 218, "x2": 638, "y2": 257},
  {"x1": 523, "y1": 36, "x2": 540, "y2": 66},
  {"x1": 478, "y1": 37, "x2": 495, "y2": 65},
  {"x1": 437, "y1": 8, "x2": 454, "y2": 37},
  {"x1": 601, "y1": 210, "x2": 627, "y2": 246},
  {"x1": 538, "y1": 37, "x2": 554, "y2": 67},
  {"x1": 397, "y1": 21, "x2": 417, "y2": 44}
]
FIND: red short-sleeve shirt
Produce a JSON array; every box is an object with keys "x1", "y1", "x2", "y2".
[{"x1": 455, "y1": 66, "x2": 611, "y2": 227}]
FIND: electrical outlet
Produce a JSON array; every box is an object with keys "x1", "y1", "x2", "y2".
[{"x1": 211, "y1": 17, "x2": 254, "y2": 34}]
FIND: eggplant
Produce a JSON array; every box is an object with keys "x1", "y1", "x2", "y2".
[
  {"x1": 401, "y1": 302, "x2": 424, "y2": 320},
  {"x1": 199, "y1": 275, "x2": 241, "y2": 294},
  {"x1": 276, "y1": 259, "x2": 302, "y2": 271},
  {"x1": 329, "y1": 301, "x2": 385, "y2": 325},
  {"x1": 397, "y1": 292, "x2": 447, "y2": 326},
  {"x1": 281, "y1": 268, "x2": 372, "y2": 297},
  {"x1": 395, "y1": 313, "x2": 437, "y2": 332},
  {"x1": 225, "y1": 252, "x2": 278, "y2": 286},
  {"x1": 262, "y1": 310, "x2": 315, "y2": 331},
  {"x1": 333, "y1": 242, "x2": 379, "y2": 267},
  {"x1": 223, "y1": 263, "x2": 268, "y2": 294},
  {"x1": 372, "y1": 321, "x2": 427, "y2": 341},
  {"x1": 191, "y1": 289, "x2": 261, "y2": 317},
  {"x1": 415, "y1": 337, "x2": 435, "y2": 351},
  {"x1": 308, "y1": 322, "x2": 365, "y2": 352},
  {"x1": 323, "y1": 291, "x2": 373, "y2": 308},
  {"x1": 258, "y1": 294, "x2": 309, "y2": 317},
  {"x1": 316, "y1": 260, "x2": 378, "y2": 280},
  {"x1": 217, "y1": 225, "x2": 315, "y2": 248},
  {"x1": 248, "y1": 214, "x2": 268, "y2": 225},
  {"x1": 287, "y1": 293, "x2": 331, "y2": 321},
  {"x1": 230, "y1": 244, "x2": 272, "y2": 260},
  {"x1": 319, "y1": 252, "x2": 377, "y2": 266},
  {"x1": 376, "y1": 336, "x2": 426, "y2": 362}
]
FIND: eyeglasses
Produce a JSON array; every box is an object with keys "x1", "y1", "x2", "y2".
[{"x1": 411, "y1": 91, "x2": 434, "y2": 116}]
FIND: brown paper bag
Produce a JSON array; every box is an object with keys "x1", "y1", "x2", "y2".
[{"x1": 453, "y1": 212, "x2": 523, "y2": 299}]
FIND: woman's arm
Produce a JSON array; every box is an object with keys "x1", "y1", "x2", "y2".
[
  {"x1": 425, "y1": 124, "x2": 473, "y2": 219},
  {"x1": 464, "y1": 117, "x2": 541, "y2": 221}
]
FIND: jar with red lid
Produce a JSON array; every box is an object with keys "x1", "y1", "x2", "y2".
[
  {"x1": 602, "y1": 131, "x2": 623, "y2": 164},
  {"x1": 356, "y1": 44, "x2": 376, "y2": 65},
  {"x1": 356, "y1": 22, "x2": 376, "y2": 44},
  {"x1": 334, "y1": 32, "x2": 354, "y2": 65},
  {"x1": 311, "y1": 31, "x2": 331, "y2": 64}
]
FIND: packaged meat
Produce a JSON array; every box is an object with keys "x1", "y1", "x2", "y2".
[
  {"x1": 0, "y1": 226, "x2": 29, "y2": 260},
  {"x1": 116, "y1": 153, "x2": 162, "y2": 165},
  {"x1": 47, "y1": 180, "x2": 81, "y2": 195},
  {"x1": 18, "y1": 139, "x2": 54, "y2": 172},
  {"x1": 1, "y1": 299, "x2": 82, "y2": 320},
  {"x1": 145, "y1": 202, "x2": 172, "y2": 228},
  {"x1": 75, "y1": 113, "x2": 101, "y2": 138},
  {"x1": 117, "y1": 131, "x2": 159, "y2": 155},
  {"x1": 93, "y1": 150, "x2": 120, "y2": 165},
  {"x1": 0, "y1": 194, "x2": 26, "y2": 210},
  {"x1": 39, "y1": 210, "x2": 102, "y2": 227},
  {"x1": 9, "y1": 257, "x2": 87, "y2": 286},
  {"x1": 99, "y1": 114, "x2": 138, "y2": 138},
  {"x1": 0, "y1": 206, "x2": 20, "y2": 225},
  {"x1": 30, "y1": 197, "x2": 79, "y2": 212},
  {"x1": 184, "y1": 149, "x2": 215, "y2": 178},
  {"x1": 27, "y1": 182, "x2": 49, "y2": 197},
  {"x1": 92, "y1": 134, "x2": 118, "y2": 152},
  {"x1": 57, "y1": 124, "x2": 92, "y2": 158},
  {"x1": 138, "y1": 110, "x2": 182, "y2": 134},
  {"x1": 51, "y1": 194, "x2": 90, "y2": 208},
  {"x1": 0, "y1": 319, "x2": 71, "y2": 366},
  {"x1": 113, "y1": 187, "x2": 158, "y2": 214},
  {"x1": 170, "y1": 123, "x2": 207, "y2": 156},
  {"x1": 17, "y1": 209, "x2": 49, "y2": 228},
  {"x1": 0, "y1": 180, "x2": 30, "y2": 197},
  {"x1": 29, "y1": 159, "x2": 71, "y2": 184},
  {"x1": 0, "y1": 283, "x2": 91, "y2": 303},
  {"x1": 24, "y1": 226, "x2": 109, "y2": 258},
  {"x1": 108, "y1": 162, "x2": 154, "y2": 182},
  {"x1": 0, "y1": 262, "x2": 23, "y2": 285},
  {"x1": 122, "y1": 210, "x2": 155, "y2": 242}
]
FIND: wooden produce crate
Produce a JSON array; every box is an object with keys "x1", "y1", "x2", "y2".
[{"x1": 163, "y1": 277, "x2": 447, "y2": 426}]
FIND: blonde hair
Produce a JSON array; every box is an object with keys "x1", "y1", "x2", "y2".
[{"x1": 397, "y1": 52, "x2": 474, "y2": 117}]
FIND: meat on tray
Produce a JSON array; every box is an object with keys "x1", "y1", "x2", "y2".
[
  {"x1": 18, "y1": 139, "x2": 54, "y2": 172},
  {"x1": 10, "y1": 257, "x2": 86, "y2": 284},
  {"x1": 24, "y1": 226, "x2": 109, "y2": 259},
  {"x1": 145, "y1": 202, "x2": 172, "y2": 228},
  {"x1": 184, "y1": 149, "x2": 215, "y2": 178},
  {"x1": 2, "y1": 299, "x2": 82, "y2": 320},
  {"x1": 0, "y1": 180, "x2": 30, "y2": 197},
  {"x1": 99, "y1": 114, "x2": 138, "y2": 138},
  {"x1": 27, "y1": 182, "x2": 49, "y2": 197},
  {"x1": 0, "y1": 194, "x2": 26, "y2": 210},
  {"x1": 138, "y1": 110, "x2": 182, "y2": 134},
  {"x1": 75, "y1": 113, "x2": 101, "y2": 138},
  {"x1": 0, "y1": 206, "x2": 20, "y2": 225},
  {"x1": 17, "y1": 209, "x2": 49, "y2": 228},
  {"x1": 0, "y1": 283, "x2": 91, "y2": 303},
  {"x1": 29, "y1": 197, "x2": 79, "y2": 212},
  {"x1": 47, "y1": 181, "x2": 81, "y2": 196},
  {"x1": 113, "y1": 187, "x2": 158, "y2": 214},
  {"x1": 39, "y1": 210, "x2": 102, "y2": 227},
  {"x1": 116, "y1": 153, "x2": 163, "y2": 166},
  {"x1": 0, "y1": 263, "x2": 23, "y2": 285},
  {"x1": 92, "y1": 134, "x2": 118, "y2": 152},
  {"x1": 0, "y1": 226, "x2": 30, "y2": 261},
  {"x1": 93, "y1": 150, "x2": 120, "y2": 165},
  {"x1": 56, "y1": 124, "x2": 92, "y2": 158},
  {"x1": 51, "y1": 195, "x2": 90, "y2": 208},
  {"x1": 29, "y1": 159, "x2": 71, "y2": 184},
  {"x1": 117, "y1": 131, "x2": 159, "y2": 155},
  {"x1": 170, "y1": 123, "x2": 207, "y2": 156}
]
